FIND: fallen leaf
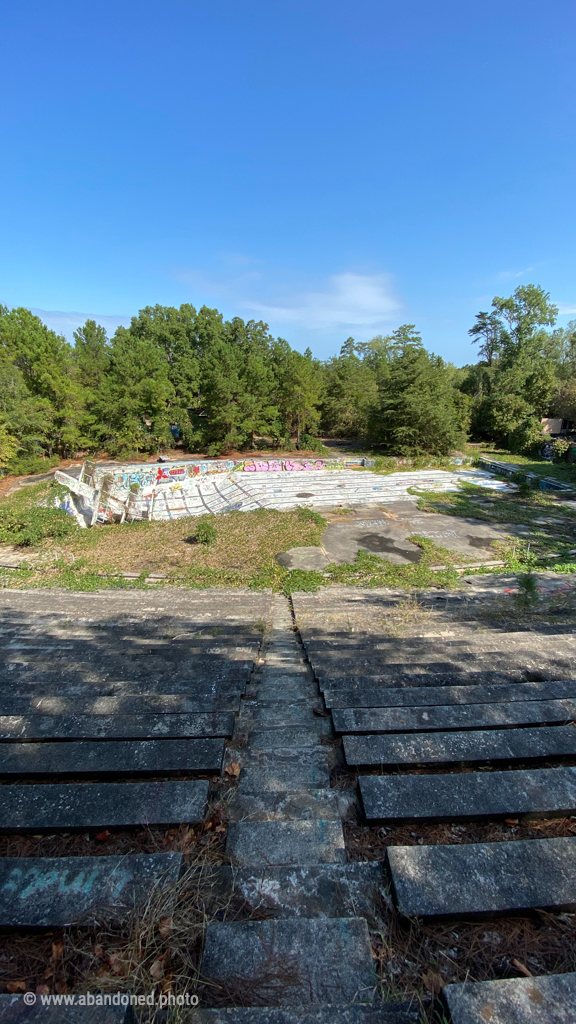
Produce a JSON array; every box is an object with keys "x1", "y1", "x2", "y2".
[
  {"x1": 108, "y1": 953, "x2": 126, "y2": 977},
  {"x1": 158, "y1": 917, "x2": 173, "y2": 938},
  {"x1": 505, "y1": 819, "x2": 519, "y2": 826},
  {"x1": 422, "y1": 970, "x2": 445, "y2": 994},
  {"x1": 149, "y1": 960, "x2": 165, "y2": 982},
  {"x1": 35, "y1": 985, "x2": 50, "y2": 996},
  {"x1": 203, "y1": 821, "x2": 213, "y2": 831},
  {"x1": 313, "y1": 708, "x2": 329, "y2": 718},
  {"x1": 511, "y1": 958, "x2": 533, "y2": 978},
  {"x1": 43, "y1": 968, "x2": 53, "y2": 980},
  {"x1": 93, "y1": 944, "x2": 106, "y2": 960},
  {"x1": 215, "y1": 825, "x2": 226, "y2": 833},
  {"x1": 95, "y1": 830, "x2": 111, "y2": 841},
  {"x1": 6, "y1": 982, "x2": 26, "y2": 994},
  {"x1": 51, "y1": 940, "x2": 63, "y2": 962},
  {"x1": 225, "y1": 762, "x2": 241, "y2": 777}
]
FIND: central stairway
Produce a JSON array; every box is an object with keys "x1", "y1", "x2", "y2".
[{"x1": 198, "y1": 594, "x2": 417, "y2": 1022}]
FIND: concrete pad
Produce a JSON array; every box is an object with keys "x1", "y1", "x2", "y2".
[
  {"x1": 321, "y1": 520, "x2": 421, "y2": 565},
  {"x1": 317, "y1": 512, "x2": 528, "y2": 566},
  {"x1": 276, "y1": 547, "x2": 331, "y2": 571}
]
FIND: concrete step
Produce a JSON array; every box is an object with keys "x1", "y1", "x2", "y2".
[
  {"x1": 0, "y1": 780, "x2": 208, "y2": 831},
  {"x1": 0, "y1": 711, "x2": 235, "y2": 740},
  {"x1": 388, "y1": 836, "x2": 576, "y2": 917},
  {"x1": 226, "y1": 820, "x2": 346, "y2": 865},
  {"x1": 360, "y1": 766, "x2": 576, "y2": 823},
  {"x1": 218, "y1": 862, "x2": 384, "y2": 921},
  {"x1": 0, "y1": 737, "x2": 225, "y2": 776},
  {"x1": 443, "y1": 972, "x2": 576, "y2": 1023},
  {"x1": 201, "y1": 917, "x2": 377, "y2": 1006},
  {"x1": 343, "y1": 724, "x2": 576, "y2": 767},
  {"x1": 192, "y1": 1005, "x2": 418, "y2": 1024},
  {"x1": 321, "y1": 679, "x2": 576, "y2": 708},
  {"x1": 226, "y1": 788, "x2": 355, "y2": 823},
  {"x1": 0, "y1": 998, "x2": 131, "y2": 1022},
  {"x1": 334, "y1": 697, "x2": 576, "y2": 734},
  {"x1": 0, "y1": 852, "x2": 182, "y2": 927}
]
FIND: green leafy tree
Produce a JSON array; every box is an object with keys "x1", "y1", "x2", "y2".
[
  {"x1": 465, "y1": 285, "x2": 560, "y2": 449},
  {"x1": 320, "y1": 338, "x2": 378, "y2": 437},
  {"x1": 73, "y1": 320, "x2": 111, "y2": 448},
  {"x1": 99, "y1": 328, "x2": 175, "y2": 454},
  {"x1": 370, "y1": 344, "x2": 467, "y2": 455},
  {"x1": 273, "y1": 343, "x2": 323, "y2": 447},
  {"x1": 0, "y1": 307, "x2": 79, "y2": 456}
]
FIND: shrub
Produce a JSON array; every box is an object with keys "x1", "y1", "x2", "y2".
[
  {"x1": 0, "y1": 485, "x2": 78, "y2": 547},
  {"x1": 5, "y1": 454, "x2": 60, "y2": 477},
  {"x1": 552, "y1": 437, "x2": 571, "y2": 462},
  {"x1": 195, "y1": 519, "x2": 218, "y2": 545}
]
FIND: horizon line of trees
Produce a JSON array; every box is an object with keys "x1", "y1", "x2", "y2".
[{"x1": 1, "y1": 285, "x2": 575, "y2": 471}]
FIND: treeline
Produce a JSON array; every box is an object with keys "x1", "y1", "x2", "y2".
[{"x1": 1, "y1": 285, "x2": 574, "y2": 470}]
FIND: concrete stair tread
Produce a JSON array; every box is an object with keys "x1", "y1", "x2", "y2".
[
  {"x1": 388, "y1": 836, "x2": 576, "y2": 917},
  {"x1": 360, "y1": 766, "x2": 576, "y2": 823},
  {"x1": 442, "y1": 972, "x2": 576, "y2": 1023},
  {"x1": 192, "y1": 1004, "x2": 419, "y2": 1023},
  {"x1": 201, "y1": 917, "x2": 377, "y2": 1007},
  {"x1": 226, "y1": 819, "x2": 346, "y2": 865}
]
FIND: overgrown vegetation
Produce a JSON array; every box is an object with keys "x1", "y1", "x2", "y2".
[{"x1": 0, "y1": 483, "x2": 78, "y2": 547}]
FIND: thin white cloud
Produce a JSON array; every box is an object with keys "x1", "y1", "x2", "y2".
[
  {"x1": 178, "y1": 266, "x2": 401, "y2": 334},
  {"x1": 497, "y1": 266, "x2": 534, "y2": 281},
  {"x1": 248, "y1": 273, "x2": 400, "y2": 331},
  {"x1": 30, "y1": 309, "x2": 131, "y2": 342},
  {"x1": 557, "y1": 303, "x2": 576, "y2": 315}
]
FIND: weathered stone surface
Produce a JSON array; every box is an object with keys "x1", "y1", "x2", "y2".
[
  {"x1": 248, "y1": 727, "x2": 328, "y2": 749},
  {"x1": 0, "y1": 780, "x2": 208, "y2": 830},
  {"x1": 226, "y1": 820, "x2": 345, "y2": 865},
  {"x1": 322, "y1": 674, "x2": 535, "y2": 700},
  {"x1": 388, "y1": 837, "x2": 576, "y2": 916},
  {"x1": 245, "y1": 701, "x2": 327, "y2": 724},
  {"x1": 344, "y1": 725, "x2": 576, "y2": 766},
  {"x1": 192, "y1": 1006, "x2": 418, "y2": 1024},
  {"x1": 226, "y1": 788, "x2": 356, "y2": 823},
  {"x1": 0, "y1": 712, "x2": 235, "y2": 740},
  {"x1": 275, "y1": 547, "x2": 332, "y2": 571},
  {"x1": 0, "y1": 852, "x2": 182, "y2": 927},
  {"x1": 201, "y1": 917, "x2": 377, "y2": 1006},
  {"x1": 321, "y1": 520, "x2": 422, "y2": 565},
  {"x1": 219, "y1": 863, "x2": 384, "y2": 921},
  {"x1": 233, "y1": 761, "x2": 331, "y2": 793},
  {"x1": 0, "y1": 693, "x2": 243, "y2": 715},
  {"x1": 443, "y1": 972, "x2": 576, "y2": 1024},
  {"x1": 0, "y1": 737, "x2": 224, "y2": 776},
  {"x1": 323, "y1": 679, "x2": 576, "y2": 709},
  {"x1": 0, "y1": 997, "x2": 130, "y2": 1023},
  {"x1": 360, "y1": 767, "x2": 576, "y2": 823},
  {"x1": 334, "y1": 698, "x2": 576, "y2": 734},
  {"x1": 254, "y1": 683, "x2": 317, "y2": 703}
]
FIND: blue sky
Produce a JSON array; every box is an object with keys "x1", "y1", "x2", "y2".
[{"x1": 1, "y1": 0, "x2": 575, "y2": 362}]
